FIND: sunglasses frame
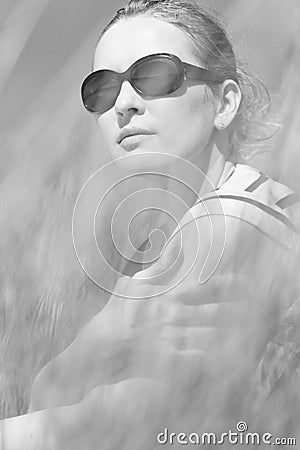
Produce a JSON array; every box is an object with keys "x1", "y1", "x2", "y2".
[{"x1": 81, "y1": 53, "x2": 233, "y2": 114}]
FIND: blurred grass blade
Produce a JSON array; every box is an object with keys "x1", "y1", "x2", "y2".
[{"x1": 0, "y1": 0, "x2": 49, "y2": 95}]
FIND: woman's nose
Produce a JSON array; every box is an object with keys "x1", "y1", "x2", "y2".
[{"x1": 115, "y1": 81, "x2": 145, "y2": 122}]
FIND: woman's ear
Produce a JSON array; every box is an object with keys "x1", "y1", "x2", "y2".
[{"x1": 214, "y1": 80, "x2": 242, "y2": 130}]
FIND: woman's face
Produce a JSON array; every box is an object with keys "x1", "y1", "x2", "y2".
[{"x1": 93, "y1": 16, "x2": 217, "y2": 171}]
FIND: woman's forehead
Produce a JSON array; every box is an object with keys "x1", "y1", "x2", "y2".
[{"x1": 94, "y1": 16, "x2": 198, "y2": 72}]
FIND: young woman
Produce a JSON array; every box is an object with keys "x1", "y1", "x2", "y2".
[{"x1": 1, "y1": 1, "x2": 299, "y2": 448}]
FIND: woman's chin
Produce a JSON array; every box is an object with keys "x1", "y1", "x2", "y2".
[
  {"x1": 108, "y1": 146, "x2": 164, "y2": 171},
  {"x1": 114, "y1": 153, "x2": 182, "y2": 174}
]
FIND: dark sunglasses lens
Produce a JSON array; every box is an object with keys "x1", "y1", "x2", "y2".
[
  {"x1": 132, "y1": 58, "x2": 179, "y2": 96},
  {"x1": 82, "y1": 71, "x2": 120, "y2": 113}
]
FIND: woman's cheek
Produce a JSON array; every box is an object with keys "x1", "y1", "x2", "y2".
[{"x1": 97, "y1": 112, "x2": 114, "y2": 136}]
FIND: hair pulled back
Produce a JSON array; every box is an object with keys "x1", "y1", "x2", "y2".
[{"x1": 101, "y1": 0, "x2": 275, "y2": 159}]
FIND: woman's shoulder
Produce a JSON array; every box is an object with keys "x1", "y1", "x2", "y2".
[
  {"x1": 135, "y1": 163, "x2": 300, "y2": 285},
  {"x1": 217, "y1": 163, "x2": 298, "y2": 211},
  {"x1": 191, "y1": 163, "x2": 300, "y2": 253}
]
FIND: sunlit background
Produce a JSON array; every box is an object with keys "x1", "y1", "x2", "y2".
[{"x1": 0, "y1": 0, "x2": 299, "y2": 423}]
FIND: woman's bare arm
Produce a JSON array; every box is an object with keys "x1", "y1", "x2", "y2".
[{"x1": 2, "y1": 378, "x2": 169, "y2": 450}]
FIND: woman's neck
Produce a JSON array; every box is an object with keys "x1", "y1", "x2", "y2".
[
  {"x1": 136, "y1": 139, "x2": 231, "y2": 247},
  {"x1": 162, "y1": 141, "x2": 229, "y2": 208}
]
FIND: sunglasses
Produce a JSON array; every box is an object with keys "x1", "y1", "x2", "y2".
[{"x1": 81, "y1": 53, "x2": 231, "y2": 114}]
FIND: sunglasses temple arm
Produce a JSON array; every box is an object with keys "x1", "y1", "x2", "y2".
[{"x1": 184, "y1": 63, "x2": 229, "y2": 83}]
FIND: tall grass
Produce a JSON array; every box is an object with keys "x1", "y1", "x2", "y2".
[{"x1": 0, "y1": 1, "x2": 299, "y2": 440}]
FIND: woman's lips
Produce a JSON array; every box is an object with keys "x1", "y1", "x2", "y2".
[
  {"x1": 119, "y1": 134, "x2": 151, "y2": 151},
  {"x1": 117, "y1": 127, "x2": 154, "y2": 144}
]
